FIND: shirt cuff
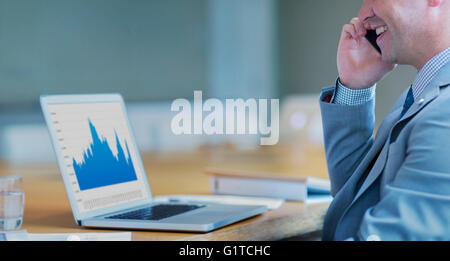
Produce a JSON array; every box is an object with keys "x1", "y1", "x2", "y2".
[{"x1": 333, "y1": 78, "x2": 376, "y2": 105}]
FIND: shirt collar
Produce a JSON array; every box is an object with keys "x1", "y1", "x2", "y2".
[{"x1": 411, "y1": 47, "x2": 450, "y2": 100}]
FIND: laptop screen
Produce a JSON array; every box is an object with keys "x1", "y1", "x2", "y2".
[{"x1": 47, "y1": 102, "x2": 149, "y2": 213}]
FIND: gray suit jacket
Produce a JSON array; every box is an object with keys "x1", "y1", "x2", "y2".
[{"x1": 319, "y1": 62, "x2": 450, "y2": 241}]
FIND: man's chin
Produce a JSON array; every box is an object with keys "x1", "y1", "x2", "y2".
[{"x1": 380, "y1": 50, "x2": 397, "y2": 65}]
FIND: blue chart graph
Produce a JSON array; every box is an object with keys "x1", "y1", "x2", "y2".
[{"x1": 73, "y1": 119, "x2": 138, "y2": 191}]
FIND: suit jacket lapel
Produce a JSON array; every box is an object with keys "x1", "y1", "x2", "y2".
[
  {"x1": 347, "y1": 92, "x2": 406, "y2": 183},
  {"x1": 348, "y1": 106, "x2": 401, "y2": 206},
  {"x1": 352, "y1": 62, "x2": 450, "y2": 203}
]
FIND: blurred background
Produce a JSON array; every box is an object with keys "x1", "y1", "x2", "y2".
[{"x1": 0, "y1": 0, "x2": 417, "y2": 165}]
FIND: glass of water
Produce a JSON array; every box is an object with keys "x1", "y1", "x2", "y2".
[{"x1": 0, "y1": 176, "x2": 24, "y2": 231}]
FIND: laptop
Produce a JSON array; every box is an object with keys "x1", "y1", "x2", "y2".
[{"x1": 40, "y1": 94, "x2": 267, "y2": 232}]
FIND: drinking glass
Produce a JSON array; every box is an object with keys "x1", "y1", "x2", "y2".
[{"x1": 0, "y1": 176, "x2": 24, "y2": 231}]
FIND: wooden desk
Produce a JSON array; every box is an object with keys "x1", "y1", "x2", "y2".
[{"x1": 0, "y1": 144, "x2": 330, "y2": 241}]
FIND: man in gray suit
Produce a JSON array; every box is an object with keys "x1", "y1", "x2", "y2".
[{"x1": 319, "y1": 0, "x2": 450, "y2": 240}]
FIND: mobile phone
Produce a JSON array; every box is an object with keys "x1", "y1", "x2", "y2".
[{"x1": 365, "y1": 30, "x2": 382, "y2": 54}]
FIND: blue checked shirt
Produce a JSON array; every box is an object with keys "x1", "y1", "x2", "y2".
[{"x1": 333, "y1": 47, "x2": 450, "y2": 105}]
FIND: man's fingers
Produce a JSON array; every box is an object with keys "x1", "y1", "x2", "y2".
[
  {"x1": 350, "y1": 17, "x2": 366, "y2": 37},
  {"x1": 342, "y1": 17, "x2": 367, "y2": 41},
  {"x1": 342, "y1": 24, "x2": 358, "y2": 40}
]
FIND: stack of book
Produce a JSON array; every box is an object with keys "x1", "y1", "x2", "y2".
[{"x1": 206, "y1": 169, "x2": 332, "y2": 204}]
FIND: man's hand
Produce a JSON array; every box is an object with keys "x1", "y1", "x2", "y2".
[{"x1": 337, "y1": 17, "x2": 396, "y2": 89}]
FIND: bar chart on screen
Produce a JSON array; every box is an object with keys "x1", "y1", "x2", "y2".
[{"x1": 47, "y1": 102, "x2": 148, "y2": 213}]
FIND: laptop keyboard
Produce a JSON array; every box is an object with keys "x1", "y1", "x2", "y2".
[{"x1": 105, "y1": 204, "x2": 204, "y2": 221}]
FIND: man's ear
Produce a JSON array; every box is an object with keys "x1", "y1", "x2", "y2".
[{"x1": 428, "y1": 0, "x2": 442, "y2": 7}]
